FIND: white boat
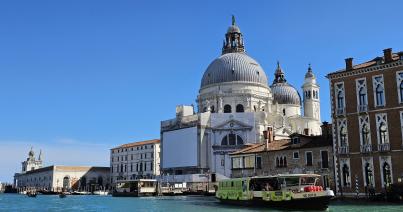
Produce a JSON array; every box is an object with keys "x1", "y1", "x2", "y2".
[{"x1": 93, "y1": 190, "x2": 109, "y2": 195}]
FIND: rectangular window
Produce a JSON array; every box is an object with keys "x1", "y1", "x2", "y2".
[
  {"x1": 373, "y1": 75, "x2": 385, "y2": 107},
  {"x1": 243, "y1": 156, "x2": 255, "y2": 168},
  {"x1": 256, "y1": 156, "x2": 262, "y2": 169},
  {"x1": 321, "y1": 151, "x2": 329, "y2": 168},
  {"x1": 221, "y1": 159, "x2": 225, "y2": 167},
  {"x1": 232, "y1": 157, "x2": 241, "y2": 169},
  {"x1": 293, "y1": 151, "x2": 299, "y2": 159},
  {"x1": 292, "y1": 137, "x2": 300, "y2": 144},
  {"x1": 150, "y1": 162, "x2": 153, "y2": 171},
  {"x1": 306, "y1": 152, "x2": 313, "y2": 166}
]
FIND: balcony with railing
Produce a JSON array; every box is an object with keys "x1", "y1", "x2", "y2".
[
  {"x1": 360, "y1": 144, "x2": 372, "y2": 153},
  {"x1": 337, "y1": 145, "x2": 349, "y2": 154},
  {"x1": 336, "y1": 107, "x2": 346, "y2": 116},
  {"x1": 358, "y1": 104, "x2": 368, "y2": 113},
  {"x1": 378, "y1": 143, "x2": 390, "y2": 152}
]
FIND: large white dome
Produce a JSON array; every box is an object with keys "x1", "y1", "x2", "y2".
[{"x1": 200, "y1": 53, "x2": 269, "y2": 89}]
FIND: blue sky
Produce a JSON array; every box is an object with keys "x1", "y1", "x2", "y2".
[{"x1": 1, "y1": 0, "x2": 403, "y2": 182}]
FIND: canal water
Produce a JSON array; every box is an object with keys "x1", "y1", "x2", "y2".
[{"x1": 0, "y1": 194, "x2": 402, "y2": 211}]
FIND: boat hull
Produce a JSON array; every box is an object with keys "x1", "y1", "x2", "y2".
[
  {"x1": 112, "y1": 192, "x2": 156, "y2": 197},
  {"x1": 217, "y1": 195, "x2": 333, "y2": 210}
]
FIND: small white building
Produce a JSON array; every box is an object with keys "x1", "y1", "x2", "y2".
[{"x1": 110, "y1": 139, "x2": 160, "y2": 187}]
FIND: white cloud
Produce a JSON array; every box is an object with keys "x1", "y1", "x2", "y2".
[{"x1": 0, "y1": 140, "x2": 112, "y2": 183}]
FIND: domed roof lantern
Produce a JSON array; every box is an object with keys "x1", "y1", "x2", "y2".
[
  {"x1": 222, "y1": 15, "x2": 245, "y2": 55},
  {"x1": 273, "y1": 61, "x2": 287, "y2": 84},
  {"x1": 305, "y1": 63, "x2": 315, "y2": 79}
]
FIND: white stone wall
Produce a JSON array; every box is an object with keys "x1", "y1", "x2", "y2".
[{"x1": 110, "y1": 142, "x2": 160, "y2": 185}]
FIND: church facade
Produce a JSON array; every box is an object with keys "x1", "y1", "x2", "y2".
[{"x1": 160, "y1": 17, "x2": 322, "y2": 183}]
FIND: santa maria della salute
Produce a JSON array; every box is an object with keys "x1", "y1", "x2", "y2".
[{"x1": 158, "y1": 16, "x2": 322, "y2": 182}]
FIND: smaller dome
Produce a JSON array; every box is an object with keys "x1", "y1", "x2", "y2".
[
  {"x1": 271, "y1": 83, "x2": 301, "y2": 105},
  {"x1": 305, "y1": 64, "x2": 315, "y2": 78}
]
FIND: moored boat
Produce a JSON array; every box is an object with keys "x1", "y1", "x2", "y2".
[
  {"x1": 216, "y1": 174, "x2": 334, "y2": 210},
  {"x1": 93, "y1": 190, "x2": 109, "y2": 196},
  {"x1": 112, "y1": 179, "x2": 157, "y2": 197}
]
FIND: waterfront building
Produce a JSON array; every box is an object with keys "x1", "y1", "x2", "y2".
[
  {"x1": 327, "y1": 48, "x2": 403, "y2": 196},
  {"x1": 14, "y1": 149, "x2": 110, "y2": 191},
  {"x1": 229, "y1": 122, "x2": 334, "y2": 189},
  {"x1": 110, "y1": 139, "x2": 160, "y2": 187},
  {"x1": 160, "y1": 17, "x2": 323, "y2": 183}
]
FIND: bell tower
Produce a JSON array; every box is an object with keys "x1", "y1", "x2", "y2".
[
  {"x1": 302, "y1": 64, "x2": 320, "y2": 120},
  {"x1": 222, "y1": 15, "x2": 245, "y2": 55}
]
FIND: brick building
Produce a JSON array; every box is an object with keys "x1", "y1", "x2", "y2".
[
  {"x1": 229, "y1": 123, "x2": 334, "y2": 189},
  {"x1": 327, "y1": 48, "x2": 403, "y2": 196}
]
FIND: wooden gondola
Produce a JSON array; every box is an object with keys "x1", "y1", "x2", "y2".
[{"x1": 26, "y1": 191, "x2": 37, "y2": 198}]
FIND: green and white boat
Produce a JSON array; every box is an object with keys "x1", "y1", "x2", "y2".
[{"x1": 216, "y1": 174, "x2": 334, "y2": 210}]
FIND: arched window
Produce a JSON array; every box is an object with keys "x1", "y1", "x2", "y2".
[
  {"x1": 97, "y1": 176, "x2": 103, "y2": 186},
  {"x1": 383, "y1": 162, "x2": 392, "y2": 187},
  {"x1": 276, "y1": 157, "x2": 279, "y2": 167},
  {"x1": 376, "y1": 84, "x2": 384, "y2": 106},
  {"x1": 63, "y1": 176, "x2": 70, "y2": 189},
  {"x1": 359, "y1": 87, "x2": 367, "y2": 106},
  {"x1": 221, "y1": 133, "x2": 244, "y2": 146},
  {"x1": 236, "y1": 104, "x2": 244, "y2": 113},
  {"x1": 284, "y1": 157, "x2": 287, "y2": 167},
  {"x1": 361, "y1": 124, "x2": 369, "y2": 145},
  {"x1": 342, "y1": 164, "x2": 350, "y2": 187},
  {"x1": 400, "y1": 81, "x2": 403, "y2": 102},
  {"x1": 337, "y1": 91, "x2": 344, "y2": 109},
  {"x1": 364, "y1": 163, "x2": 373, "y2": 187},
  {"x1": 210, "y1": 106, "x2": 215, "y2": 113},
  {"x1": 224, "y1": 105, "x2": 232, "y2": 113},
  {"x1": 279, "y1": 157, "x2": 283, "y2": 167},
  {"x1": 80, "y1": 177, "x2": 86, "y2": 189},
  {"x1": 379, "y1": 123, "x2": 387, "y2": 144},
  {"x1": 339, "y1": 126, "x2": 347, "y2": 146}
]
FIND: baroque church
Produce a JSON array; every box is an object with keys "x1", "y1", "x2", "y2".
[{"x1": 160, "y1": 17, "x2": 321, "y2": 182}]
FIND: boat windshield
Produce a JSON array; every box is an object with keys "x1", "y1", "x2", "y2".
[
  {"x1": 280, "y1": 177, "x2": 300, "y2": 187},
  {"x1": 300, "y1": 176, "x2": 318, "y2": 186},
  {"x1": 249, "y1": 177, "x2": 281, "y2": 191}
]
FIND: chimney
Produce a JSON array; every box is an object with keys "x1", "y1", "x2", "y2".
[
  {"x1": 345, "y1": 58, "x2": 353, "y2": 70},
  {"x1": 383, "y1": 48, "x2": 393, "y2": 63},
  {"x1": 321, "y1": 121, "x2": 330, "y2": 139},
  {"x1": 264, "y1": 127, "x2": 274, "y2": 151},
  {"x1": 267, "y1": 127, "x2": 274, "y2": 143}
]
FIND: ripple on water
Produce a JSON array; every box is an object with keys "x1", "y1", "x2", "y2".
[{"x1": 0, "y1": 194, "x2": 402, "y2": 212}]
